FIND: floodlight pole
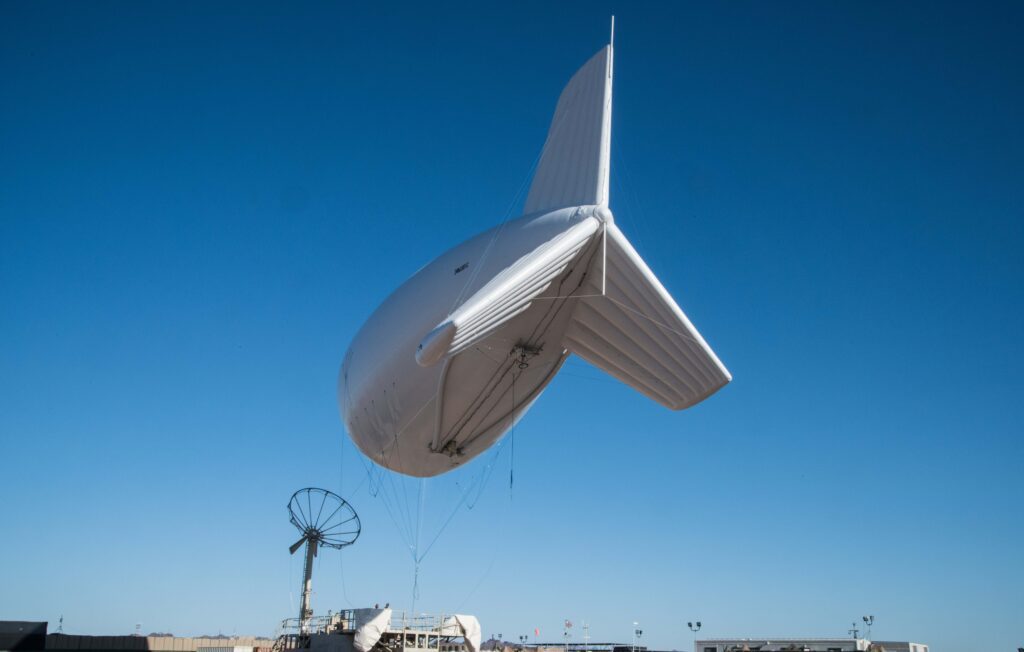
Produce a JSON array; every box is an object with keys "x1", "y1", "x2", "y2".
[
  {"x1": 299, "y1": 537, "x2": 318, "y2": 632},
  {"x1": 688, "y1": 621, "x2": 702, "y2": 652}
]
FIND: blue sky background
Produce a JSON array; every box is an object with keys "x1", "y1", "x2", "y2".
[{"x1": 1, "y1": 2, "x2": 1022, "y2": 651}]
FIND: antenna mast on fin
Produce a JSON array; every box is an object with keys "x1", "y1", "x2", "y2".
[{"x1": 610, "y1": 15, "x2": 615, "y2": 48}]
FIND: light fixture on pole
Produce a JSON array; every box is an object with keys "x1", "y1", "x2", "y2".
[
  {"x1": 632, "y1": 623, "x2": 639, "y2": 652},
  {"x1": 862, "y1": 616, "x2": 874, "y2": 641},
  {"x1": 688, "y1": 621, "x2": 702, "y2": 652}
]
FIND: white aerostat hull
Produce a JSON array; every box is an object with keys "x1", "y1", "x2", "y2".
[
  {"x1": 339, "y1": 38, "x2": 730, "y2": 478},
  {"x1": 340, "y1": 207, "x2": 599, "y2": 477},
  {"x1": 339, "y1": 206, "x2": 729, "y2": 477}
]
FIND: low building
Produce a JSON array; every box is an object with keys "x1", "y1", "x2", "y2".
[
  {"x1": 0, "y1": 622, "x2": 48, "y2": 651},
  {"x1": 696, "y1": 639, "x2": 928, "y2": 652}
]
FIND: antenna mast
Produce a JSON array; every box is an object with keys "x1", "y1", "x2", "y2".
[{"x1": 287, "y1": 488, "x2": 361, "y2": 633}]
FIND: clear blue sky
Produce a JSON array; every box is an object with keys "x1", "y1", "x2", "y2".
[{"x1": 1, "y1": 2, "x2": 1021, "y2": 651}]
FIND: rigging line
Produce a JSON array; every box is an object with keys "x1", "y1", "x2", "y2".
[
  {"x1": 472, "y1": 344, "x2": 505, "y2": 365},
  {"x1": 288, "y1": 549, "x2": 295, "y2": 617},
  {"x1": 526, "y1": 236, "x2": 604, "y2": 345},
  {"x1": 354, "y1": 436, "x2": 416, "y2": 547},
  {"x1": 375, "y1": 389, "x2": 439, "y2": 459},
  {"x1": 377, "y1": 445, "x2": 410, "y2": 536},
  {"x1": 409, "y1": 479, "x2": 425, "y2": 611},
  {"x1": 521, "y1": 227, "x2": 604, "y2": 346},
  {"x1": 465, "y1": 424, "x2": 510, "y2": 509},
  {"x1": 419, "y1": 431, "x2": 512, "y2": 560},
  {"x1": 338, "y1": 551, "x2": 355, "y2": 608},
  {"x1": 358, "y1": 447, "x2": 417, "y2": 554},
  {"x1": 454, "y1": 444, "x2": 514, "y2": 612},
  {"x1": 385, "y1": 466, "x2": 416, "y2": 550},
  {"x1": 449, "y1": 93, "x2": 578, "y2": 314},
  {"x1": 440, "y1": 350, "x2": 517, "y2": 448},
  {"x1": 388, "y1": 432, "x2": 417, "y2": 541},
  {"x1": 528, "y1": 292, "x2": 605, "y2": 300},
  {"x1": 557, "y1": 371, "x2": 620, "y2": 384},
  {"x1": 452, "y1": 347, "x2": 538, "y2": 454},
  {"x1": 510, "y1": 368, "x2": 516, "y2": 492},
  {"x1": 339, "y1": 423, "x2": 346, "y2": 497},
  {"x1": 519, "y1": 226, "x2": 596, "y2": 346},
  {"x1": 610, "y1": 148, "x2": 644, "y2": 255},
  {"x1": 415, "y1": 478, "x2": 426, "y2": 556},
  {"x1": 605, "y1": 294, "x2": 708, "y2": 347},
  {"x1": 448, "y1": 149, "x2": 539, "y2": 314},
  {"x1": 348, "y1": 463, "x2": 371, "y2": 497},
  {"x1": 364, "y1": 457, "x2": 381, "y2": 497},
  {"x1": 368, "y1": 461, "x2": 404, "y2": 534},
  {"x1": 443, "y1": 355, "x2": 517, "y2": 446},
  {"x1": 612, "y1": 131, "x2": 654, "y2": 260},
  {"x1": 376, "y1": 478, "x2": 417, "y2": 560},
  {"x1": 416, "y1": 435, "x2": 510, "y2": 564}
]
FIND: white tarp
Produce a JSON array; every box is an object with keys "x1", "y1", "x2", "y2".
[
  {"x1": 353, "y1": 608, "x2": 391, "y2": 652},
  {"x1": 441, "y1": 614, "x2": 482, "y2": 652}
]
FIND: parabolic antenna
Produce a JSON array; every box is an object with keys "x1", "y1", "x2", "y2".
[{"x1": 287, "y1": 488, "x2": 360, "y2": 631}]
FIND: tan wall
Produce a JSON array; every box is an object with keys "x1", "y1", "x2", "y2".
[{"x1": 45, "y1": 635, "x2": 276, "y2": 652}]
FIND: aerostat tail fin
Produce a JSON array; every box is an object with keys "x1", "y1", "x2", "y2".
[
  {"x1": 524, "y1": 43, "x2": 613, "y2": 215},
  {"x1": 564, "y1": 223, "x2": 731, "y2": 410}
]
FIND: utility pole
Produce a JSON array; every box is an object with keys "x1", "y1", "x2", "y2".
[{"x1": 848, "y1": 623, "x2": 860, "y2": 639}]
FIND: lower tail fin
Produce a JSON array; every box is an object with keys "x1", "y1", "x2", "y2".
[{"x1": 564, "y1": 222, "x2": 731, "y2": 409}]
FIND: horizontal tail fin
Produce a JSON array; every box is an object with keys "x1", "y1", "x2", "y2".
[{"x1": 564, "y1": 223, "x2": 731, "y2": 409}]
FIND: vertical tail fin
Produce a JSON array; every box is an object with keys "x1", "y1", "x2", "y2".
[{"x1": 524, "y1": 41, "x2": 613, "y2": 214}]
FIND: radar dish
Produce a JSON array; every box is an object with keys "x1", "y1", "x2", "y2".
[{"x1": 288, "y1": 487, "x2": 361, "y2": 551}]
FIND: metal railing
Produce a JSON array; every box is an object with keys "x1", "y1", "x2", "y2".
[
  {"x1": 278, "y1": 611, "x2": 358, "y2": 636},
  {"x1": 276, "y1": 610, "x2": 468, "y2": 639}
]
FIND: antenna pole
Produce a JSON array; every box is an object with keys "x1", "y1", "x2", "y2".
[
  {"x1": 299, "y1": 538, "x2": 317, "y2": 633},
  {"x1": 610, "y1": 16, "x2": 615, "y2": 48}
]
